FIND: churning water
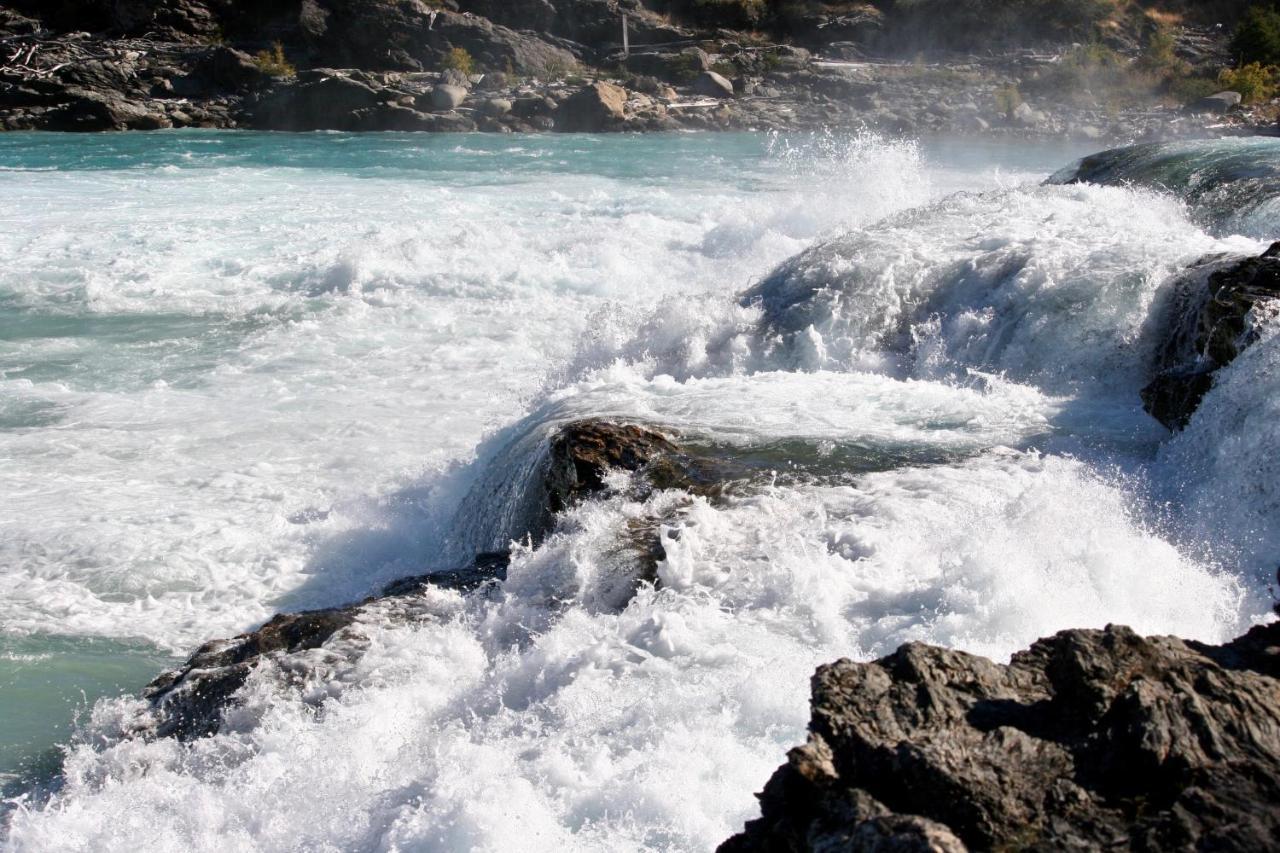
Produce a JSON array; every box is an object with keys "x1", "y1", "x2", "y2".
[{"x1": 0, "y1": 131, "x2": 1275, "y2": 852}]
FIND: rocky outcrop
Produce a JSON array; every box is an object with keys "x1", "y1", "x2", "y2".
[
  {"x1": 1143, "y1": 242, "x2": 1280, "y2": 430},
  {"x1": 142, "y1": 419, "x2": 716, "y2": 740},
  {"x1": 722, "y1": 621, "x2": 1280, "y2": 853}
]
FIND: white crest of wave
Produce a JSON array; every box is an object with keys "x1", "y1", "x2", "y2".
[
  {"x1": 1158, "y1": 317, "x2": 1280, "y2": 582},
  {"x1": 746, "y1": 183, "x2": 1261, "y2": 391}
]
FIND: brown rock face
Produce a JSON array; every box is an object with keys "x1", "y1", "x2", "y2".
[
  {"x1": 721, "y1": 622, "x2": 1280, "y2": 853},
  {"x1": 554, "y1": 81, "x2": 627, "y2": 131},
  {"x1": 544, "y1": 421, "x2": 680, "y2": 513}
]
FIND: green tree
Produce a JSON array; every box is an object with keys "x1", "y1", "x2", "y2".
[{"x1": 1232, "y1": 5, "x2": 1280, "y2": 66}]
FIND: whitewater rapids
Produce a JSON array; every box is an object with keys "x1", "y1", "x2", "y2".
[{"x1": 1, "y1": 132, "x2": 1276, "y2": 852}]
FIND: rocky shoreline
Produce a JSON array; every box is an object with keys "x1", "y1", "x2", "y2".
[{"x1": 2, "y1": 1, "x2": 1278, "y2": 139}]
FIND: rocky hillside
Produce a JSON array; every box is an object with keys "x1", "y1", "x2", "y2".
[{"x1": 0, "y1": 0, "x2": 1274, "y2": 135}]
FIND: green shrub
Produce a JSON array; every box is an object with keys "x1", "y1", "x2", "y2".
[
  {"x1": 1232, "y1": 5, "x2": 1280, "y2": 66},
  {"x1": 1219, "y1": 61, "x2": 1280, "y2": 102},
  {"x1": 253, "y1": 42, "x2": 295, "y2": 77},
  {"x1": 442, "y1": 46, "x2": 475, "y2": 75}
]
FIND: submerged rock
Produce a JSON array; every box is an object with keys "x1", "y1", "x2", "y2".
[
  {"x1": 721, "y1": 622, "x2": 1280, "y2": 853},
  {"x1": 142, "y1": 420, "x2": 719, "y2": 741},
  {"x1": 144, "y1": 550, "x2": 509, "y2": 741},
  {"x1": 1143, "y1": 242, "x2": 1280, "y2": 430}
]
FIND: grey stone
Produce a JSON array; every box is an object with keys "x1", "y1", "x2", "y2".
[{"x1": 431, "y1": 83, "x2": 468, "y2": 110}]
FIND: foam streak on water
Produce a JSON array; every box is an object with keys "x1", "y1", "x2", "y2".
[{"x1": 2, "y1": 132, "x2": 1276, "y2": 851}]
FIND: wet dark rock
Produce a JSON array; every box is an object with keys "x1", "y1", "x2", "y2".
[
  {"x1": 144, "y1": 550, "x2": 509, "y2": 740},
  {"x1": 721, "y1": 622, "x2": 1280, "y2": 853},
  {"x1": 144, "y1": 608, "x2": 359, "y2": 740},
  {"x1": 380, "y1": 551, "x2": 510, "y2": 597},
  {"x1": 142, "y1": 419, "x2": 718, "y2": 742},
  {"x1": 1143, "y1": 242, "x2": 1280, "y2": 430},
  {"x1": 544, "y1": 421, "x2": 682, "y2": 514}
]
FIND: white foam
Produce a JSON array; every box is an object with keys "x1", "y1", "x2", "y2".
[
  {"x1": 2, "y1": 134, "x2": 1273, "y2": 851},
  {"x1": 4, "y1": 449, "x2": 1246, "y2": 852}
]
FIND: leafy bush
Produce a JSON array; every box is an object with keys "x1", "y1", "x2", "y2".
[
  {"x1": 1219, "y1": 61, "x2": 1280, "y2": 102},
  {"x1": 253, "y1": 42, "x2": 295, "y2": 77},
  {"x1": 1232, "y1": 5, "x2": 1280, "y2": 66},
  {"x1": 442, "y1": 47, "x2": 475, "y2": 75}
]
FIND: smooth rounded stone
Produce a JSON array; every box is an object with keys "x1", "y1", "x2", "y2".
[
  {"x1": 1186, "y1": 90, "x2": 1243, "y2": 115},
  {"x1": 482, "y1": 98, "x2": 512, "y2": 116},
  {"x1": 693, "y1": 70, "x2": 734, "y2": 98},
  {"x1": 430, "y1": 84, "x2": 468, "y2": 110}
]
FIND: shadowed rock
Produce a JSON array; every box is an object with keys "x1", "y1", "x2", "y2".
[
  {"x1": 1143, "y1": 242, "x2": 1280, "y2": 430},
  {"x1": 721, "y1": 622, "x2": 1280, "y2": 853}
]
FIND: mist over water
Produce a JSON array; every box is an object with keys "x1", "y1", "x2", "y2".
[{"x1": 1, "y1": 131, "x2": 1275, "y2": 852}]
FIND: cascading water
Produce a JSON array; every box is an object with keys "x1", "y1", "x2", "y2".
[{"x1": 1, "y1": 132, "x2": 1276, "y2": 853}]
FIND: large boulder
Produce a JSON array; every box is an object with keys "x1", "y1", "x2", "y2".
[
  {"x1": 179, "y1": 46, "x2": 275, "y2": 95},
  {"x1": 249, "y1": 73, "x2": 385, "y2": 130},
  {"x1": 429, "y1": 83, "x2": 468, "y2": 110},
  {"x1": 694, "y1": 70, "x2": 734, "y2": 98},
  {"x1": 1185, "y1": 90, "x2": 1243, "y2": 115},
  {"x1": 554, "y1": 81, "x2": 627, "y2": 131},
  {"x1": 722, "y1": 622, "x2": 1280, "y2": 852},
  {"x1": 296, "y1": 1, "x2": 577, "y2": 76},
  {"x1": 1142, "y1": 242, "x2": 1280, "y2": 430},
  {"x1": 41, "y1": 89, "x2": 170, "y2": 131}
]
